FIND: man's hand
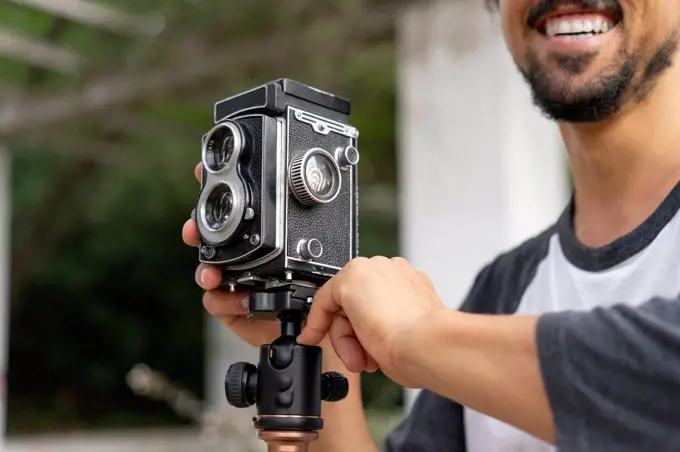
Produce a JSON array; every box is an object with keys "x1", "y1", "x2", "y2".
[
  {"x1": 296, "y1": 257, "x2": 555, "y2": 443},
  {"x1": 297, "y1": 256, "x2": 446, "y2": 387},
  {"x1": 183, "y1": 162, "x2": 279, "y2": 347}
]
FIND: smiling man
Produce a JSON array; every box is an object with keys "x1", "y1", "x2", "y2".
[{"x1": 185, "y1": 0, "x2": 680, "y2": 450}]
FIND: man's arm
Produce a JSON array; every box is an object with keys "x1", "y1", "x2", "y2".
[
  {"x1": 403, "y1": 311, "x2": 554, "y2": 442},
  {"x1": 311, "y1": 339, "x2": 378, "y2": 452},
  {"x1": 404, "y1": 295, "x2": 680, "y2": 450}
]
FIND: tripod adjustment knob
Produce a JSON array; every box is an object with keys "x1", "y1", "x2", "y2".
[
  {"x1": 225, "y1": 362, "x2": 258, "y2": 408},
  {"x1": 321, "y1": 371, "x2": 349, "y2": 402}
]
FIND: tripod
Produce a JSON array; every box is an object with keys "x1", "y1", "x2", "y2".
[{"x1": 225, "y1": 285, "x2": 349, "y2": 452}]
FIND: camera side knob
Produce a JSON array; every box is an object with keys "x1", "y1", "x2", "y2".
[
  {"x1": 335, "y1": 145, "x2": 360, "y2": 169},
  {"x1": 321, "y1": 371, "x2": 349, "y2": 402},
  {"x1": 298, "y1": 238, "x2": 323, "y2": 260},
  {"x1": 289, "y1": 148, "x2": 342, "y2": 206},
  {"x1": 225, "y1": 362, "x2": 258, "y2": 408}
]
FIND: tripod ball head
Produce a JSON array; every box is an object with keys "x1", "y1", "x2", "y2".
[
  {"x1": 226, "y1": 363, "x2": 350, "y2": 410},
  {"x1": 223, "y1": 292, "x2": 351, "y2": 442}
]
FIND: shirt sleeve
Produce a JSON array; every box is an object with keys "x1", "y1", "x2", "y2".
[
  {"x1": 383, "y1": 390, "x2": 467, "y2": 452},
  {"x1": 536, "y1": 296, "x2": 680, "y2": 452}
]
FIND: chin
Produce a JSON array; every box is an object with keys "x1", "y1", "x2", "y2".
[{"x1": 521, "y1": 61, "x2": 632, "y2": 123}]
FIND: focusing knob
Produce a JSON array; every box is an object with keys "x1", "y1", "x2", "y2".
[
  {"x1": 335, "y1": 145, "x2": 360, "y2": 169},
  {"x1": 298, "y1": 238, "x2": 323, "y2": 260},
  {"x1": 225, "y1": 362, "x2": 258, "y2": 408},
  {"x1": 289, "y1": 148, "x2": 342, "y2": 206},
  {"x1": 321, "y1": 371, "x2": 349, "y2": 402}
]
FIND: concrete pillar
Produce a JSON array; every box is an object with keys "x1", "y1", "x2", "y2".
[
  {"x1": 396, "y1": 0, "x2": 569, "y2": 411},
  {"x1": 0, "y1": 146, "x2": 9, "y2": 449},
  {"x1": 205, "y1": 315, "x2": 257, "y2": 418}
]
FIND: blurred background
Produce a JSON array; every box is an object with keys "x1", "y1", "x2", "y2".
[{"x1": 0, "y1": 0, "x2": 570, "y2": 451}]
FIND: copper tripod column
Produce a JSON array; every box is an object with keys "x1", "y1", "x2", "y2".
[{"x1": 258, "y1": 430, "x2": 319, "y2": 452}]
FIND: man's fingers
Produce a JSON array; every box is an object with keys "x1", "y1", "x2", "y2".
[
  {"x1": 183, "y1": 219, "x2": 201, "y2": 247},
  {"x1": 329, "y1": 316, "x2": 367, "y2": 373},
  {"x1": 195, "y1": 264, "x2": 222, "y2": 290},
  {"x1": 297, "y1": 278, "x2": 341, "y2": 346},
  {"x1": 203, "y1": 290, "x2": 248, "y2": 317},
  {"x1": 195, "y1": 163, "x2": 202, "y2": 184},
  {"x1": 364, "y1": 354, "x2": 380, "y2": 373}
]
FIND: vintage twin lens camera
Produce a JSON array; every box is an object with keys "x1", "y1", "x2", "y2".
[{"x1": 195, "y1": 79, "x2": 359, "y2": 301}]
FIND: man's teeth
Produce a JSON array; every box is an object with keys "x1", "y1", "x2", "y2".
[{"x1": 545, "y1": 17, "x2": 614, "y2": 38}]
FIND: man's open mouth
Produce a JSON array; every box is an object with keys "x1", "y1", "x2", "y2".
[
  {"x1": 529, "y1": 3, "x2": 623, "y2": 40},
  {"x1": 540, "y1": 13, "x2": 618, "y2": 39}
]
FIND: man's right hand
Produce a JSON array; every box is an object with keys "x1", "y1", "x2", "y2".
[{"x1": 182, "y1": 162, "x2": 279, "y2": 347}]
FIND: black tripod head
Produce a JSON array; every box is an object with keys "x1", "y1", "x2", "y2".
[{"x1": 224, "y1": 284, "x2": 349, "y2": 434}]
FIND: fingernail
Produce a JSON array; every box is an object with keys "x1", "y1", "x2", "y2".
[
  {"x1": 199, "y1": 269, "x2": 207, "y2": 288},
  {"x1": 240, "y1": 296, "x2": 249, "y2": 310}
]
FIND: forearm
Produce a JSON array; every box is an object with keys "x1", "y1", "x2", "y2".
[
  {"x1": 401, "y1": 310, "x2": 554, "y2": 443},
  {"x1": 310, "y1": 341, "x2": 378, "y2": 452}
]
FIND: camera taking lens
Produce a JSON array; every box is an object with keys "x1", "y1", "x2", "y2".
[{"x1": 203, "y1": 183, "x2": 234, "y2": 231}]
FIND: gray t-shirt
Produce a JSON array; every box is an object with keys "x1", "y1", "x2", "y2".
[{"x1": 384, "y1": 184, "x2": 680, "y2": 451}]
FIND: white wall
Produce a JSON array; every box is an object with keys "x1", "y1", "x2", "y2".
[
  {"x1": 396, "y1": 0, "x2": 568, "y2": 411},
  {"x1": 205, "y1": 315, "x2": 258, "y2": 419}
]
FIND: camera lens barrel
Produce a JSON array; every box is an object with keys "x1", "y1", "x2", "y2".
[
  {"x1": 202, "y1": 121, "x2": 244, "y2": 174},
  {"x1": 203, "y1": 183, "x2": 234, "y2": 231}
]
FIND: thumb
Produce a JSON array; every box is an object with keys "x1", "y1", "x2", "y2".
[{"x1": 297, "y1": 278, "x2": 340, "y2": 345}]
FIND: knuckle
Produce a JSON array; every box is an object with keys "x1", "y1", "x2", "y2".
[
  {"x1": 350, "y1": 256, "x2": 369, "y2": 266},
  {"x1": 344, "y1": 256, "x2": 368, "y2": 273},
  {"x1": 390, "y1": 256, "x2": 410, "y2": 266},
  {"x1": 333, "y1": 279, "x2": 352, "y2": 303}
]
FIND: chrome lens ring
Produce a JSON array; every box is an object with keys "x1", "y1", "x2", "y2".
[
  {"x1": 197, "y1": 179, "x2": 246, "y2": 245},
  {"x1": 202, "y1": 121, "x2": 244, "y2": 174}
]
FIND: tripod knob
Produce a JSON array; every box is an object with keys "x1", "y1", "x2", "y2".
[
  {"x1": 321, "y1": 371, "x2": 349, "y2": 402},
  {"x1": 225, "y1": 362, "x2": 258, "y2": 408}
]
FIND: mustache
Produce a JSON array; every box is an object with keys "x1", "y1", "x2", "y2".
[{"x1": 527, "y1": 0, "x2": 624, "y2": 29}]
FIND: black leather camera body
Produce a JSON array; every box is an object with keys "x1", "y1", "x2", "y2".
[{"x1": 194, "y1": 79, "x2": 360, "y2": 296}]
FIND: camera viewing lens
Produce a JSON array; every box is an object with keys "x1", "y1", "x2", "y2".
[
  {"x1": 305, "y1": 155, "x2": 336, "y2": 198},
  {"x1": 204, "y1": 184, "x2": 234, "y2": 231},
  {"x1": 203, "y1": 122, "x2": 243, "y2": 173}
]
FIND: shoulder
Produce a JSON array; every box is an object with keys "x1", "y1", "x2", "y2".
[{"x1": 460, "y1": 224, "x2": 556, "y2": 315}]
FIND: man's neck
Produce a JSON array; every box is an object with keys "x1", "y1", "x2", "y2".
[{"x1": 559, "y1": 65, "x2": 680, "y2": 248}]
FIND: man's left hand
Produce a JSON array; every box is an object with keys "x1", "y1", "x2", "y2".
[{"x1": 297, "y1": 256, "x2": 446, "y2": 387}]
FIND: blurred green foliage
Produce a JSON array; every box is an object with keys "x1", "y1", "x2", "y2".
[{"x1": 3, "y1": 0, "x2": 406, "y2": 434}]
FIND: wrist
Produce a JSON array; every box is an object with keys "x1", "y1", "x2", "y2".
[{"x1": 394, "y1": 308, "x2": 465, "y2": 389}]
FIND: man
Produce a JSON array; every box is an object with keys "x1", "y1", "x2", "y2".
[{"x1": 183, "y1": 0, "x2": 680, "y2": 449}]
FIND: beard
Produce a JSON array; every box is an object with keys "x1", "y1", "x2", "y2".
[
  {"x1": 519, "y1": 48, "x2": 635, "y2": 123},
  {"x1": 518, "y1": 36, "x2": 679, "y2": 123},
  {"x1": 518, "y1": 0, "x2": 679, "y2": 123}
]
